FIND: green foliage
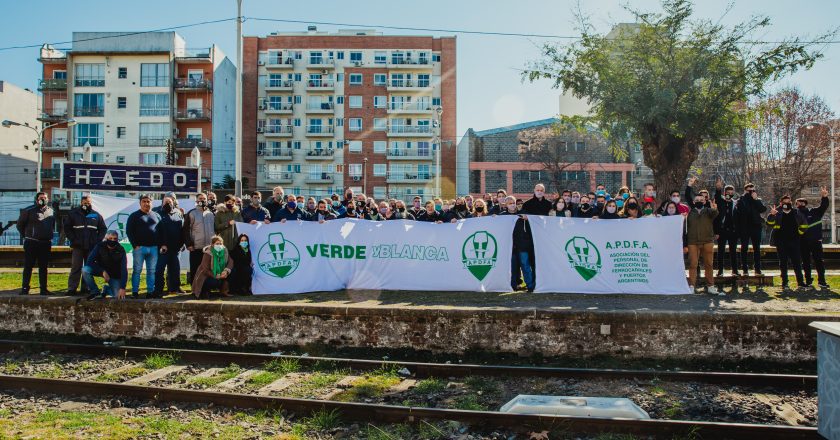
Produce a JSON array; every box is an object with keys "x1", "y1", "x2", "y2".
[
  {"x1": 413, "y1": 378, "x2": 446, "y2": 394},
  {"x1": 304, "y1": 408, "x2": 341, "y2": 431},
  {"x1": 264, "y1": 358, "x2": 300, "y2": 375},
  {"x1": 143, "y1": 352, "x2": 178, "y2": 370}
]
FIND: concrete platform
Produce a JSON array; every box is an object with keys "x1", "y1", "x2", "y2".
[{"x1": 0, "y1": 287, "x2": 838, "y2": 363}]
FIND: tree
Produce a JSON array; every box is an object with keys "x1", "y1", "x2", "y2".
[
  {"x1": 212, "y1": 174, "x2": 250, "y2": 193},
  {"x1": 524, "y1": 0, "x2": 834, "y2": 202},
  {"x1": 745, "y1": 87, "x2": 835, "y2": 202}
]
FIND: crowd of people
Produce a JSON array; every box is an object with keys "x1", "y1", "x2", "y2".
[{"x1": 15, "y1": 177, "x2": 831, "y2": 298}]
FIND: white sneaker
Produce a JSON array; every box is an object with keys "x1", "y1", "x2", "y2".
[
  {"x1": 707, "y1": 286, "x2": 724, "y2": 296},
  {"x1": 689, "y1": 285, "x2": 698, "y2": 293}
]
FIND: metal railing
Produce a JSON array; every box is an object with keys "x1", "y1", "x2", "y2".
[
  {"x1": 264, "y1": 172, "x2": 294, "y2": 181},
  {"x1": 307, "y1": 58, "x2": 335, "y2": 66},
  {"x1": 74, "y1": 78, "x2": 105, "y2": 87},
  {"x1": 389, "y1": 58, "x2": 431, "y2": 66},
  {"x1": 265, "y1": 79, "x2": 295, "y2": 88},
  {"x1": 387, "y1": 80, "x2": 431, "y2": 88},
  {"x1": 388, "y1": 125, "x2": 433, "y2": 134},
  {"x1": 174, "y1": 78, "x2": 212, "y2": 89},
  {"x1": 387, "y1": 148, "x2": 432, "y2": 158},
  {"x1": 260, "y1": 148, "x2": 293, "y2": 158},
  {"x1": 306, "y1": 149, "x2": 335, "y2": 157},
  {"x1": 306, "y1": 125, "x2": 335, "y2": 134},
  {"x1": 260, "y1": 102, "x2": 294, "y2": 111},
  {"x1": 139, "y1": 138, "x2": 167, "y2": 147},
  {"x1": 41, "y1": 140, "x2": 68, "y2": 151},
  {"x1": 387, "y1": 173, "x2": 433, "y2": 181},
  {"x1": 389, "y1": 102, "x2": 433, "y2": 111},
  {"x1": 41, "y1": 169, "x2": 61, "y2": 179},
  {"x1": 74, "y1": 106, "x2": 104, "y2": 117},
  {"x1": 304, "y1": 173, "x2": 334, "y2": 183},
  {"x1": 175, "y1": 108, "x2": 211, "y2": 120},
  {"x1": 139, "y1": 108, "x2": 170, "y2": 117},
  {"x1": 38, "y1": 79, "x2": 67, "y2": 90},
  {"x1": 39, "y1": 109, "x2": 69, "y2": 120},
  {"x1": 306, "y1": 80, "x2": 335, "y2": 88},
  {"x1": 264, "y1": 125, "x2": 293, "y2": 134},
  {"x1": 306, "y1": 102, "x2": 335, "y2": 111},
  {"x1": 172, "y1": 138, "x2": 211, "y2": 150},
  {"x1": 266, "y1": 56, "x2": 295, "y2": 66},
  {"x1": 175, "y1": 48, "x2": 212, "y2": 59}
]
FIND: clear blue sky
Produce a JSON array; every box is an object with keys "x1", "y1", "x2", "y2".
[{"x1": 1, "y1": 0, "x2": 838, "y2": 137}]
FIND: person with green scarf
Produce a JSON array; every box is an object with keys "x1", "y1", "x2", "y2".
[{"x1": 191, "y1": 235, "x2": 233, "y2": 298}]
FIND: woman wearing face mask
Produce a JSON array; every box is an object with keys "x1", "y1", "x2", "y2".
[
  {"x1": 662, "y1": 201, "x2": 689, "y2": 253},
  {"x1": 388, "y1": 200, "x2": 416, "y2": 220},
  {"x1": 473, "y1": 199, "x2": 489, "y2": 218},
  {"x1": 622, "y1": 198, "x2": 643, "y2": 219},
  {"x1": 599, "y1": 200, "x2": 621, "y2": 219},
  {"x1": 444, "y1": 198, "x2": 473, "y2": 223},
  {"x1": 192, "y1": 235, "x2": 233, "y2": 299},
  {"x1": 575, "y1": 196, "x2": 597, "y2": 218},
  {"x1": 642, "y1": 201, "x2": 657, "y2": 217},
  {"x1": 553, "y1": 199, "x2": 573, "y2": 218},
  {"x1": 214, "y1": 195, "x2": 243, "y2": 252},
  {"x1": 330, "y1": 196, "x2": 346, "y2": 217},
  {"x1": 229, "y1": 234, "x2": 253, "y2": 296},
  {"x1": 314, "y1": 200, "x2": 338, "y2": 223}
]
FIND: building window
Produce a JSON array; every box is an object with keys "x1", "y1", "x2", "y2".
[
  {"x1": 374, "y1": 96, "x2": 387, "y2": 109},
  {"x1": 348, "y1": 96, "x2": 362, "y2": 108},
  {"x1": 576, "y1": 141, "x2": 586, "y2": 152},
  {"x1": 373, "y1": 74, "x2": 386, "y2": 86},
  {"x1": 140, "y1": 153, "x2": 165, "y2": 164},
  {"x1": 139, "y1": 94, "x2": 170, "y2": 116},
  {"x1": 373, "y1": 141, "x2": 386, "y2": 153},
  {"x1": 373, "y1": 164, "x2": 386, "y2": 176},
  {"x1": 374, "y1": 51, "x2": 387, "y2": 64},
  {"x1": 336, "y1": 96, "x2": 344, "y2": 105},
  {"x1": 73, "y1": 93, "x2": 104, "y2": 117},
  {"x1": 118, "y1": 67, "x2": 127, "y2": 79},
  {"x1": 432, "y1": 54, "x2": 440, "y2": 62},
  {"x1": 336, "y1": 118, "x2": 344, "y2": 127},
  {"x1": 350, "y1": 52, "x2": 362, "y2": 62},
  {"x1": 116, "y1": 127, "x2": 126, "y2": 138},
  {"x1": 140, "y1": 63, "x2": 169, "y2": 87},
  {"x1": 348, "y1": 164, "x2": 362, "y2": 177},
  {"x1": 373, "y1": 186, "x2": 386, "y2": 199},
  {"x1": 349, "y1": 74, "x2": 362, "y2": 85},
  {"x1": 53, "y1": 70, "x2": 67, "y2": 80},
  {"x1": 348, "y1": 140, "x2": 362, "y2": 152},
  {"x1": 432, "y1": 97, "x2": 441, "y2": 106},
  {"x1": 74, "y1": 123, "x2": 104, "y2": 147},
  {"x1": 349, "y1": 118, "x2": 362, "y2": 132},
  {"x1": 336, "y1": 51, "x2": 344, "y2": 60},
  {"x1": 117, "y1": 97, "x2": 127, "y2": 109},
  {"x1": 74, "y1": 63, "x2": 105, "y2": 87},
  {"x1": 373, "y1": 118, "x2": 387, "y2": 131},
  {"x1": 418, "y1": 74, "x2": 431, "y2": 87},
  {"x1": 139, "y1": 123, "x2": 169, "y2": 147},
  {"x1": 116, "y1": 156, "x2": 125, "y2": 164}
]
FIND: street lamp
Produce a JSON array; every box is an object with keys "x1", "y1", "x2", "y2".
[
  {"x1": 801, "y1": 121, "x2": 836, "y2": 244},
  {"x1": 434, "y1": 106, "x2": 443, "y2": 198},
  {"x1": 2, "y1": 118, "x2": 76, "y2": 193}
]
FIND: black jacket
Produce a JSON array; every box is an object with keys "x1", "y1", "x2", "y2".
[
  {"x1": 155, "y1": 209, "x2": 185, "y2": 249},
  {"x1": 387, "y1": 211, "x2": 415, "y2": 220},
  {"x1": 443, "y1": 208, "x2": 471, "y2": 223},
  {"x1": 767, "y1": 209, "x2": 807, "y2": 245},
  {"x1": 262, "y1": 199, "x2": 285, "y2": 219},
  {"x1": 522, "y1": 196, "x2": 552, "y2": 216},
  {"x1": 501, "y1": 211, "x2": 533, "y2": 252},
  {"x1": 734, "y1": 193, "x2": 767, "y2": 232},
  {"x1": 575, "y1": 205, "x2": 597, "y2": 218},
  {"x1": 599, "y1": 211, "x2": 622, "y2": 220},
  {"x1": 416, "y1": 210, "x2": 442, "y2": 222},
  {"x1": 799, "y1": 197, "x2": 829, "y2": 241},
  {"x1": 17, "y1": 204, "x2": 56, "y2": 242},
  {"x1": 64, "y1": 207, "x2": 106, "y2": 250},
  {"x1": 86, "y1": 240, "x2": 128, "y2": 289},
  {"x1": 713, "y1": 189, "x2": 737, "y2": 234},
  {"x1": 126, "y1": 209, "x2": 160, "y2": 247},
  {"x1": 242, "y1": 204, "x2": 272, "y2": 223},
  {"x1": 272, "y1": 207, "x2": 311, "y2": 222}
]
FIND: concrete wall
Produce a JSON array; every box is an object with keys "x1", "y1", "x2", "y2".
[
  {"x1": 0, "y1": 296, "x2": 832, "y2": 363},
  {"x1": 0, "y1": 81, "x2": 39, "y2": 190}
]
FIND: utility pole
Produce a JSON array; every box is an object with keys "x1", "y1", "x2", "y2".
[{"x1": 234, "y1": 0, "x2": 244, "y2": 196}]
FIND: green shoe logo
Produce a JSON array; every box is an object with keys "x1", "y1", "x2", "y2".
[
  {"x1": 565, "y1": 236, "x2": 601, "y2": 281},
  {"x1": 257, "y1": 232, "x2": 301, "y2": 278},
  {"x1": 461, "y1": 231, "x2": 497, "y2": 281}
]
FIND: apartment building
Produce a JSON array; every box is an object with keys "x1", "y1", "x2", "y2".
[
  {"x1": 37, "y1": 32, "x2": 235, "y2": 199},
  {"x1": 0, "y1": 81, "x2": 40, "y2": 190},
  {"x1": 243, "y1": 27, "x2": 457, "y2": 200}
]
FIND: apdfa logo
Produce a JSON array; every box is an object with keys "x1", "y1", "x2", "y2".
[
  {"x1": 257, "y1": 232, "x2": 301, "y2": 278},
  {"x1": 565, "y1": 236, "x2": 601, "y2": 281},
  {"x1": 461, "y1": 230, "x2": 497, "y2": 281},
  {"x1": 106, "y1": 213, "x2": 130, "y2": 241}
]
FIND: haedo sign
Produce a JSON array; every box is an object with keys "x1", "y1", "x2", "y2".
[
  {"x1": 529, "y1": 215, "x2": 691, "y2": 294},
  {"x1": 237, "y1": 216, "x2": 518, "y2": 294},
  {"x1": 61, "y1": 162, "x2": 199, "y2": 193}
]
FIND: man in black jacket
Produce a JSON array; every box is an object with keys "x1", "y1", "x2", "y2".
[
  {"x1": 522, "y1": 184, "x2": 552, "y2": 216},
  {"x1": 262, "y1": 186, "x2": 286, "y2": 219},
  {"x1": 82, "y1": 230, "x2": 128, "y2": 300},
  {"x1": 797, "y1": 187, "x2": 830, "y2": 287},
  {"x1": 63, "y1": 195, "x2": 106, "y2": 295},
  {"x1": 734, "y1": 183, "x2": 767, "y2": 275},
  {"x1": 501, "y1": 196, "x2": 534, "y2": 292},
  {"x1": 153, "y1": 196, "x2": 184, "y2": 297},
  {"x1": 766, "y1": 196, "x2": 808, "y2": 289},
  {"x1": 17, "y1": 192, "x2": 55, "y2": 295},
  {"x1": 713, "y1": 180, "x2": 739, "y2": 276}
]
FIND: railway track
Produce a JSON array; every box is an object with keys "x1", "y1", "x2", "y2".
[{"x1": 0, "y1": 340, "x2": 821, "y2": 439}]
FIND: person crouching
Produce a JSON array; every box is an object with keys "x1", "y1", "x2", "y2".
[
  {"x1": 83, "y1": 230, "x2": 127, "y2": 300},
  {"x1": 191, "y1": 235, "x2": 233, "y2": 298}
]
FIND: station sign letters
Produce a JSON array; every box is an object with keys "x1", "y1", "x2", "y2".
[{"x1": 60, "y1": 162, "x2": 199, "y2": 193}]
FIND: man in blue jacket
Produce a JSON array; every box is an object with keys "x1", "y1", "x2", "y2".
[
  {"x1": 83, "y1": 230, "x2": 127, "y2": 300},
  {"x1": 153, "y1": 196, "x2": 184, "y2": 298},
  {"x1": 242, "y1": 191, "x2": 272, "y2": 224},
  {"x1": 272, "y1": 195, "x2": 311, "y2": 222},
  {"x1": 125, "y1": 194, "x2": 160, "y2": 298},
  {"x1": 797, "y1": 187, "x2": 830, "y2": 288}
]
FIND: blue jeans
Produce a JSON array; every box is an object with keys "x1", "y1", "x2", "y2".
[
  {"x1": 132, "y1": 246, "x2": 158, "y2": 294},
  {"x1": 511, "y1": 251, "x2": 534, "y2": 290},
  {"x1": 82, "y1": 265, "x2": 123, "y2": 298},
  {"x1": 154, "y1": 248, "x2": 180, "y2": 293}
]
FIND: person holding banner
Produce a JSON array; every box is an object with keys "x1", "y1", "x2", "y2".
[
  {"x1": 686, "y1": 194, "x2": 721, "y2": 295},
  {"x1": 17, "y1": 192, "x2": 56, "y2": 296},
  {"x1": 263, "y1": 187, "x2": 286, "y2": 219},
  {"x1": 500, "y1": 195, "x2": 534, "y2": 292},
  {"x1": 273, "y1": 195, "x2": 310, "y2": 223},
  {"x1": 191, "y1": 236, "x2": 233, "y2": 299},
  {"x1": 229, "y1": 234, "x2": 253, "y2": 295},
  {"x1": 82, "y1": 230, "x2": 127, "y2": 300},
  {"x1": 600, "y1": 200, "x2": 622, "y2": 219},
  {"x1": 575, "y1": 195, "x2": 597, "y2": 218},
  {"x1": 153, "y1": 197, "x2": 184, "y2": 298},
  {"x1": 314, "y1": 200, "x2": 338, "y2": 222},
  {"x1": 126, "y1": 194, "x2": 160, "y2": 298},
  {"x1": 64, "y1": 195, "x2": 106, "y2": 296},
  {"x1": 215, "y1": 195, "x2": 244, "y2": 252},
  {"x1": 388, "y1": 200, "x2": 415, "y2": 220},
  {"x1": 417, "y1": 201, "x2": 443, "y2": 223},
  {"x1": 184, "y1": 193, "x2": 216, "y2": 284},
  {"x1": 242, "y1": 191, "x2": 272, "y2": 224}
]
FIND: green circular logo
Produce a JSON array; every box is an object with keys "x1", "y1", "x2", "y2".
[
  {"x1": 565, "y1": 236, "x2": 601, "y2": 281},
  {"x1": 461, "y1": 230, "x2": 498, "y2": 281},
  {"x1": 257, "y1": 232, "x2": 301, "y2": 278}
]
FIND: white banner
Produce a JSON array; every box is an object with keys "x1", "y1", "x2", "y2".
[
  {"x1": 530, "y1": 215, "x2": 691, "y2": 294},
  {"x1": 237, "y1": 216, "x2": 518, "y2": 294}
]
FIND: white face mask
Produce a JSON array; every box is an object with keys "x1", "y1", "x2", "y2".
[
  {"x1": 606, "y1": 206, "x2": 616, "y2": 214},
  {"x1": 534, "y1": 191, "x2": 544, "y2": 198},
  {"x1": 671, "y1": 196, "x2": 680, "y2": 203},
  {"x1": 213, "y1": 244, "x2": 225, "y2": 252}
]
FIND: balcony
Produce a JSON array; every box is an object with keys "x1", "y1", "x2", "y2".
[
  {"x1": 200, "y1": 168, "x2": 212, "y2": 182},
  {"x1": 386, "y1": 148, "x2": 433, "y2": 160},
  {"x1": 260, "y1": 148, "x2": 293, "y2": 160},
  {"x1": 305, "y1": 125, "x2": 335, "y2": 137},
  {"x1": 304, "y1": 173, "x2": 334, "y2": 184},
  {"x1": 386, "y1": 173, "x2": 434, "y2": 184},
  {"x1": 38, "y1": 79, "x2": 67, "y2": 91},
  {"x1": 74, "y1": 106, "x2": 104, "y2": 117},
  {"x1": 263, "y1": 125, "x2": 293, "y2": 137},
  {"x1": 175, "y1": 48, "x2": 212, "y2": 63},
  {"x1": 387, "y1": 102, "x2": 434, "y2": 114},
  {"x1": 41, "y1": 140, "x2": 69, "y2": 151},
  {"x1": 387, "y1": 58, "x2": 433, "y2": 69},
  {"x1": 263, "y1": 172, "x2": 294, "y2": 184},
  {"x1": 305, "y1": 80, "x2": 334, "y2": 91},
  {"x1": 175, "y1": 108, "x2": 212, "y2": 121},
  {"x1": 139, "y1": 138, "x2": 167, "y2": 147},
  {"x1": 260, "y1": 102, "x2": 294, "y2": 114},
  {"x1": 306, "y1": 58, "x2": 335, "y2": 69},
  {"x1": 387, "y1": 79, "x2": 432, "y2": 91},
  {"x1": 38, "y1": 108, "x2": 69, "y2": 122},
  {"x1": 387, "y1": 125, "x2": 433, "y2": 137},
  {"x1": 305, "y1": 149, "x2": 335, "y2": 160},
  {"x1": 265, "y1": 79, "x2": 294, "y2": 91},
  {"x1": 265, "y1": 56, "x2": 295, "y2": 69},
  {"x1": 74, "y1": 78, "x2": 105, "y2": 87},
  {"x1": 175, "y1": 78, "x2": 212, "y2": 91},
  {"x1": 41, "y1": 169, "x2": 61, "y2": 180},
  {"x1": 38, "y1": 53, "x2": 67, "y2": 64},
  {"x1": 305, "y1": 102, "x2": 335, "y2": 114},
  {"x1": 172, "y1": 138, "x2": 211, "y2": 151}
]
